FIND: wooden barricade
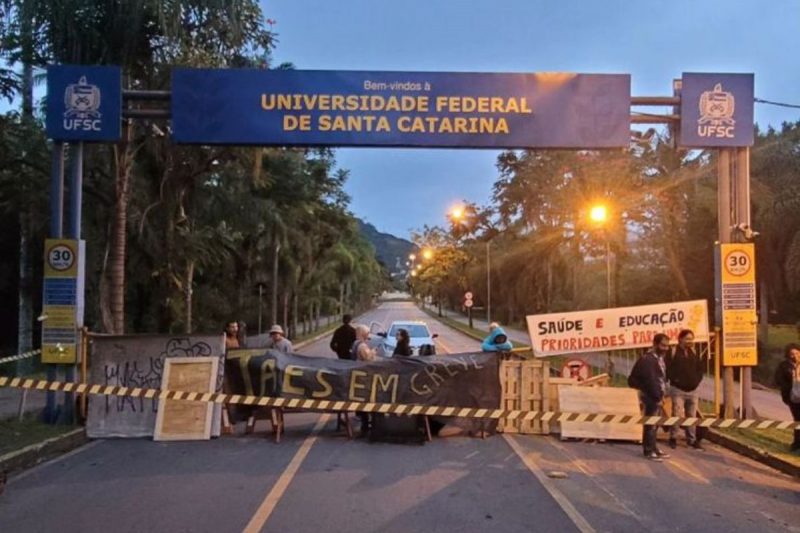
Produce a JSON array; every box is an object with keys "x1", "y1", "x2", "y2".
[{"x1": 498, "y1": 359, "x2": 550, "y2": 435}]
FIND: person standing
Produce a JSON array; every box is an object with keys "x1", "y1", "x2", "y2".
[
  {"x1": 628, "y1": 333, "x2": 671, "y2": 461},
  {"x1": 351, "y1": 324, "x2": 376, "y2": 436},
  {"x1": 393, "y1": 328, "x2": 413, "y2": 357},
  {"x1": 224, "y1": 320, "x2": 240, "y2": 350},
  {"x1": 330, "y1": 314, "x2": 357, "y2": 360},
  {"x1": 264, "y1": 324, "x2": 293, "y2": 354},
  {"x1": 351, "y1": 324, "x2": 376, "y2": 361},
  {"x1": 665, "y1": 329, "x2": 706, "y2": 450},
  {"x1": 774, "y1": 343, "x2": 800, "y2": 452}
]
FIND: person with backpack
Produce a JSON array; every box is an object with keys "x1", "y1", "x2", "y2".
[
  {"x1": 665, "y1": 329, "x2": 706, "y2": 450},
  {"x1": 628, "y1": 333, "x2": 671, "y2": 461},
  {"x1": 774, "y1": 343, "x2": 800, "y2": 452}
]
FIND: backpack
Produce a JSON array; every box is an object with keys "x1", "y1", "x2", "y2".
[
  {"x1": 350, "y1": 340, "x2": 363, "y2": 360},
  {"x1": 418, "y1": 344, "x2": 436, "y2": 356},
  {"x1": 369, "y1": 414, "x2": 427, "y2": 445},
  {"x1": 627, "y1": 358, "x2": 642, "y2": 390}
]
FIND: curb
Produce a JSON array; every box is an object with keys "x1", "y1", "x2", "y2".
[
  {"x1": 419, "y1": 307, "x2": 486, "y2": 342},
  {"x1": 705, "y1": 429, "x2": 800, "y2": 479},
  {"x1": 0, "y1": 427, "x2": 87, "y2": 477},
  {"x1": 294, "y1": 325, "x2": 338, "y2": 350}
]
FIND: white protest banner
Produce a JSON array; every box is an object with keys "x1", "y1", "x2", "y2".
[{"x1": 526, "y1": 300, "x2": 709, "y2": 357}]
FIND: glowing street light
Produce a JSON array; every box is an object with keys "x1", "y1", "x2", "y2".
[
  {"x1": 449, "y1": 205, "x2": 465, "y2": 221},
  {"x1": 589, "y1": 204, "x2": 608, "y2": 224},
  {"x1": 422, "y1": 248, "x2": 434, "y2": 260},
  {"x1": 409, "y1": 253, "x2": 416, "y2": 261}
]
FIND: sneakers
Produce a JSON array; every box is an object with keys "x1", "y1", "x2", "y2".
[
  {"x1": 644, "y1": 452, "x2": 663, "y2": 462},
  {"x1": 690, "y1": 440, "x2": 705, "y2": 451},
  {"x1": 655, "y1": 449, "x2": 670, "y2": 459},
  {"x1": 668, "y1": 438, "x2": 677, "y2": 449}
]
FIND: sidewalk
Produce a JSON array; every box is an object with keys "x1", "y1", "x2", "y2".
[{"x1": 442, "y1": 309, "x2": 789, "y2": 421}]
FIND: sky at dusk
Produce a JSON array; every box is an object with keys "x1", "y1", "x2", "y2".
[{"x1": 264, "y1": 0, "x2": 800, "y2": 239}]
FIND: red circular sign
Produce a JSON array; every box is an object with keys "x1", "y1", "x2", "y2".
[{"x1": 561, "y1": 359, "x2": 591, "y2": 381}]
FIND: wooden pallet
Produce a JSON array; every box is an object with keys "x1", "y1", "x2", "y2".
[{"x1": 498, "y1": 359, "x2": 550, "y2": 434}]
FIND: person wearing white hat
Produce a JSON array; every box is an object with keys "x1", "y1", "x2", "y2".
[{"x1": 265, "y1": 324, "x2": 293, "y2": 354}]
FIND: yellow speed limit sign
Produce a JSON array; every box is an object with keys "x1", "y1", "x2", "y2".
[
  {"x1": 722, "y1": 246, "x2": 754, "y2": 282},
  {"x1": 44, "y1": 239, "x2": 78, "y2": 277},
  {"x1": 720, "y1": 243, "x2": 757, "y2": 366}
]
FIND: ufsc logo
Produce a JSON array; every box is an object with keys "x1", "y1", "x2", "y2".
[
  {"x1": 63, "y1": 76, "x2": 102, "y2": 132},
  {"x1": 697, "y1": 83, "x2": 735, "y2": 139}
]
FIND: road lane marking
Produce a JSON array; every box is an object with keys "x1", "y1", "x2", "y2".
[
  {"x1": 242, "y1": 414, "x2": 331, "y2": 533},
  {"x1": 545, "y1": 438, "x2": 648, "y2": 529},
  {"x1": 666, "y1": 457, "x2": 710, "y2": 484},
  {"x1": 503, "y1": 434, "x2": 596, "y2": 533},
  {"x1": 436, "y1": 337, "x2": 452, "y2": 354}
]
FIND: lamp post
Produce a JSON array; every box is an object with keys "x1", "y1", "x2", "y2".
[
  {"x1": 589, "y1": 202, "x2": 616, "y2": 377},
  {"x1": 589, "y1": 203, "x2": 613, "y2": 308},
  {"x1": 448, "y1": 206, "x2": 492, "y2": 324}
]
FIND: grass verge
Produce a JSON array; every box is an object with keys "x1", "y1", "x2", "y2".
[
  {"x1": 0, "y1": 416, "x2": 76, "y2": 456},
  {"x1": 715, "y1": 427, "x2": 800, "y2": 468}
]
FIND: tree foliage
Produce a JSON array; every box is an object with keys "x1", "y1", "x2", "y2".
[
  {"x1": 415, "y1": 125, "x2": 800, "y2": 328},
  {"x1": 0, "y1": 1, "x2": 387, "y2": 350}
]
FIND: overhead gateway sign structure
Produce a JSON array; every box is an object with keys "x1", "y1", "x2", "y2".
[{"x1": 170, "y1": 69, "x2": 631, "y2": 149}]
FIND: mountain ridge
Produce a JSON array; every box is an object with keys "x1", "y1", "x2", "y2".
[{"x1": 356, "y1": 219, "x2": 415, "y2": 274}]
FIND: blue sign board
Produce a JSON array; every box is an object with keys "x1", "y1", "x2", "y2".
[
  {"x1": 679, "y1": 73, "x2": 754, "y2": 147},
  {"x1": 46, "y1": 65, "x2": 122, "y2": 142},
  {"x1": 172, "y1": 69, "x2": 631, "y2": 148}
]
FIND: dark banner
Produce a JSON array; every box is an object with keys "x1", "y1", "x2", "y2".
[
  {"x1": 172, "y1": 69, "x2": 631, "y2": 148},
  {"x1": 225, "y1": 349, "x2": 500, "y2": 414}
]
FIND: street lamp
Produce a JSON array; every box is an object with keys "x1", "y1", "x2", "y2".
[
  {"x1": 448, "y1": 206, "x2": 492, "y2": 324},
  {"x1": 589, "y1": 202, "x2": 613, "y2": 308},
  {"x1": 422, "y1": 248, "x2": 434, "y2": 260}
]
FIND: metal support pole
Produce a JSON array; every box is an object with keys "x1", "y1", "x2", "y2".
[
  {"x1": 45, "y1": 142, "x2": 65, "y2": 423},
  {"x1": 714, "y1": 327, "x2": 721, "y2": 416},
  {"x1": 79, "y1": 327, "x2": 89, "y2": 420},
  {"x1": 605, "y1": 238, "x2": 612, "y2": 308},
  {"x1": 486, "y1": 240, "x2": 491, "y2": 325},
  {"x1": 735, "y1": 147, "x2": 753, "y2": 418},
  {"x1": 717, "y1": 149, "x2": 735, "y2": 418},
  {"x1": 258, "y1": 284, "x2": 263, "y2": 335},
  {"x1": 62, "y1": 142, "x2": 84, "y2": 424}
]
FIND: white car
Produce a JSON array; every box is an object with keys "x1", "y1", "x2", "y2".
[{"x1": 371, "y1": 320, "x2": 438, "y2": 356}]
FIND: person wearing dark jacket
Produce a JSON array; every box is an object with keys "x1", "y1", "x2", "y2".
[
  {"x1": 393, "y1": 328, "x2": 413, "y2": 357},
  {"x1": 330, "y1": 314, "x2": 357, "y2": 360},
  {"x1": 665, "y1": 329, "x2": 706, "y2": 450},
  {"x1": 628, "y1": 333, "x2": 671, "y2": 461},
  {"x1": 774, "y1": 343, "x2": 800, "y2": 451}
]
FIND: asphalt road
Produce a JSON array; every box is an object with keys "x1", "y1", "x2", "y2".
[{"x1": 1, "y1": 302, "x2": 798, "y2": 533}]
